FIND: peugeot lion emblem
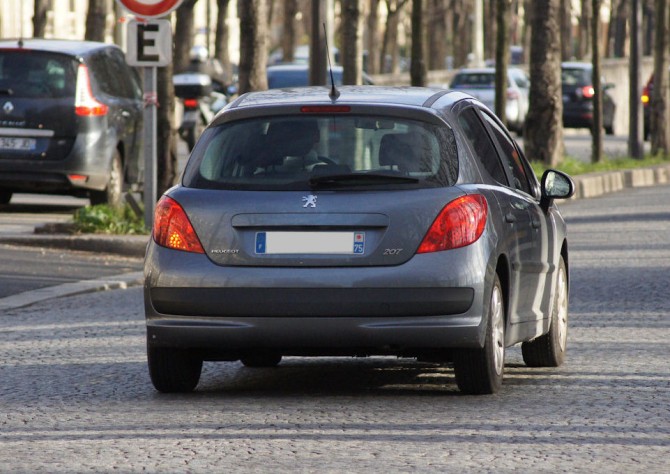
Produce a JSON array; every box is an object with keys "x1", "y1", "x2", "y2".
[
  {"x1": 3, "y1": 101, "x2": 14, "y2": 114},
  {"x1": 302, "y1": 195, "x2": 317, "y2": 208}
]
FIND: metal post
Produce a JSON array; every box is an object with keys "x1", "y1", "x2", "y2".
[
  {"x1": 628, "y1": 0, "x2": 643, "y2": 159},
  {"x1": 143, "y1": 66, "x2": 158, "y2": 230}
]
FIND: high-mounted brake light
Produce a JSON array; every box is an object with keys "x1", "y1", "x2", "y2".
[
  {"x1": 417, "y1": 194, "x2": 488, "y2": 254},
  {"x1": 153, "y1": 196, "x2": 205, "y2": 254},
  {"x1": 75, "y1": 65, "x2": 109, "y2": 116},
  {"x1": 301, "y1": 105, "x2": 351, "y2": 113}
]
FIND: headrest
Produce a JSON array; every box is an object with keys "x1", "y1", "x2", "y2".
[
  {"x1": 267, "y1": 120, "x2": 319, "y2": 157},
  {"x1": 379, "y1": 132, "x2": 423, "y2": 172}
]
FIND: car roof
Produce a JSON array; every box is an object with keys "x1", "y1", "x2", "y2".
[
  {"x1": 228, "y1": 86, "x2": 460, "y2": 110},
  {"x1": 0, "y1": 38, "x2": 117, "y2": 57},
  {"x1": 268, "y1": 63, "x2": 343, "y2": 72},
  {"x1": 562, "y1": 61, "x2": 592, "y2": 70}
]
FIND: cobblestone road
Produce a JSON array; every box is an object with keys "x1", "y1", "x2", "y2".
[{"x1": 1, "y1": 186, "x2": 669, "y2": 472}]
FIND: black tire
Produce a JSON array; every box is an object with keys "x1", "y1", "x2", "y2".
[
  {"x1": 147, "y1": 346, "x2": 203, "y2": 393},
  {"x1": 90, "y1": 151, "x2": 123, "y2": 207},
  {"x1": 605, "y1": 123, "x2": 615, "y2": 136},
  {"x1": 241, "y1": 354, "x2": 282, "y2": 368},
  {"x1": 0, "y1": 190, "x2": 11, "y2": 205},
  {"x1": 453, "y1": 274, "x2": 505, "y2": 395},
  {"x1": 522, "y1": 256, "x2": 569, "y2": 367}
]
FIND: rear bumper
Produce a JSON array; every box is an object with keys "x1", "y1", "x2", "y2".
[{"x1": 144, "y1": 242, "x2": 494, "y2": 355}]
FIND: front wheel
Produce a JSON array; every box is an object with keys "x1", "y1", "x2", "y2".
[
  {"x1": 147, "y1": 345, "x2": 203, "y2": 393},
  {"x1": 453, "y1": 274, "x2": 505, "y2": 395},
  {"x1": 522, "y1": 256, "x2": 569, "y2": 367}
]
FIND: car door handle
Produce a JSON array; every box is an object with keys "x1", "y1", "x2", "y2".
[{"x1": 504, "y1": 213, "x2": 516, "y2": 223}]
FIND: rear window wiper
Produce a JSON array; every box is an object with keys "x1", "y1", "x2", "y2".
[{"x1": 309, "y1": 172, "x2": 420, "y2": 188}]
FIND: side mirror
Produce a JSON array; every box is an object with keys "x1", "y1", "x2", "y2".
[{"x1": 540, "y1": 169, "x2": 575, "y2": 212}]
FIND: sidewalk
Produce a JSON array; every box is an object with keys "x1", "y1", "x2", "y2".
[{"x1": 1, "y1": 163, "x2": 669, "y2": 258}]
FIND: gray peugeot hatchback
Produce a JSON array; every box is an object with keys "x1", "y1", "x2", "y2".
[
  {"x1": 0, "y1": 39, "x2": 143, "y2": 206},
  {"x1": 144, "y1": 86, "x2": 574, "y2": 395}
]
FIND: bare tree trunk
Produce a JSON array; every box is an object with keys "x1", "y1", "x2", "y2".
[
  {"x1": 642, "y1": 0, "x2": 654, "y2": 56},
  {"x1": 651, "y1": 0, "x2": 669, "y2": 156},
  {"x1": 410, "y1": 0, "x2": 427, "y2": 86},
  {"x1": 591, "y1": 0, "x2": 603, "y2": 163},
  {"x1": 282, "y1": 0, "x2": 298, "y2": 62},
  {"x1": 484, "y1": 0, "x2": 496, "y2": 61},
  {"x1": 342, "y1": 0, "x2": 363, "y2": 85},
  {"x1": 85, "y1": 0, "x2": 108, "y2": 42},
  {"x1": 156, "y1": 62, "x2": 179, "y2": 196},
  {"x1": 612, "y1": 0, "x2": 629, "y2": 58},
  {"x1": 452, "y1": 0, "x2": 470, "y2": 68},
  {"x1": 525, "y1": 0, "x2": 563, "y2": 166},
  {"x1": 559, "y1": 0, "x2": 571, "y2": 60},
  {"x1": 495, "y1": 0, "x2": 511, "y2": 127},
  {"x1": 174, "y1": 0, "x2": 199, "y2": 75},
  {"x1": 577, "y1": 0, "x2": 592, "y2": 59},
  {"x1": 238, "y1": 0, "x2": 269, "y2": 94},
  {"x1": 367, "y1": 0, "x2": 381, "y2": 73},
  {"x1": 215, "y1": 0, "x2": 233, "y2": 85},
  {"x1": 427, "y1": 0, "x2": 448, "y2": 70},
  {"x1": 380, "y1": 1, "x2": 407, "y2": 73},
  {"x1": 33, "y1": 0, "x2": 48, "y2": 37}
]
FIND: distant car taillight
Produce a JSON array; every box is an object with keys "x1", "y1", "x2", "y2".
[
  {"x1": 580, "y1": 85, "x2": 595, "y2": 99},
  {"x1": 75, "y1": 65, "x2": 109, "y2": 116},
  {"x1": 153, "y1": 196, "x2": 205, "y2": 254},
  {"x1": 417, "y1": 195, "x2": 488, "y2": 254},
  {"x1": 183, "y1": 98, "x2": 199, "y2": 109}
]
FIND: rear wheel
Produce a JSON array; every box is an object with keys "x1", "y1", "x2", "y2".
[
  {"x1": 241, "y1": 354, "x2": 282, "y2": 368},
  {"x1": 453, "y1": 274, "x2": 505, "y2": 395},
  {"x1": 522, "y1": 256, "x2": 568, "y2": 367},
  {"x1": 90, "y1": 151, "x2": 123, "y2": 207},
  {"x1": 147, "y1": 345, "x2": 203, "y2": 393}
]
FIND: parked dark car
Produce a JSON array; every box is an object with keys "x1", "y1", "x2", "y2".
[
  {"x1": 561, "y1": 62, "x2": 616, "y2": 135},
  {"x1": 267, "y1": 63, "x2": 374, "y2": 89},
  {"x1": 0, "y1": 39, "x2": 143, "y2": 206},
  {"x1": 144, "y1": 86, "x2": 574, "y2": 395}
]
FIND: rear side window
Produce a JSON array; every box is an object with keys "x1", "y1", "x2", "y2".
[
  {"x1": 0, "y1": 51, "x2": 76, "y2": 98},
  {"x1": 457, "y1": 107, "x2": 508, "y2": 185},
  {"x1": 183, "y1": 115, "x2": 458, "y2": 191},
  {"x1": 451, "y1": 73, "x2": 496, "y2": 88},
  {"x1": 88, "y1": 49, "x2": 141, "y2": 99}
]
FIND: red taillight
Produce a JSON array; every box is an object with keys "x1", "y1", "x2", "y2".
[
  {"x1": 580, "y1": 85, "x2": 595, "y2": 99},
  {"x1": 417, "y1": 195, "x2": 488, "y2": 254},
  {"x1": 183, "y1": 98, "x2": 199, "y2": 108},
  {"x1": 153, "y1": 196, "x2": 205, "y2": 254},
  {"x1": 75, "y1": 65, "x2": 109, "y2": 116}
]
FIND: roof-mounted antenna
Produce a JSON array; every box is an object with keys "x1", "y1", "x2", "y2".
[{"x1": 323, "y1": 23, "x2": 340, "y2": 101}]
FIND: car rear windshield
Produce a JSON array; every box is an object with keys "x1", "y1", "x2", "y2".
[
  {"x1": 450, "y1": 73, "x2": 496, "y2": 88},
  {"x1": 561, "y1": 68, "x2": 590, "y2": 86},
  {"x1": 182, "y1": 115, "x2": 458, "y2": 191},
  {"x1": 0, "y1": 51, "x2": 77, "y2": 99}
]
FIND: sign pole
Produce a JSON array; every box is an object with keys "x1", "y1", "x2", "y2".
[{"x1": 143, "y1": 66, "x2": 158, "y2": 230}]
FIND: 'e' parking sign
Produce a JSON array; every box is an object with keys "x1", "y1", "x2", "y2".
[{"x1": 125, "y1": 19, "x2": 172, "y2": 67}]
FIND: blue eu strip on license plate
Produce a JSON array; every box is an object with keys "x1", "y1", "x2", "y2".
[{"x1": 255, "y1": 231, "x2": 365, "y2": 255}]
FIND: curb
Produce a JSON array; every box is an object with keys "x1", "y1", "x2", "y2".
[
  {"x1": 570, "y1": 163, "x2": 670, "y2": 200},
  {"x1": 0, "y1": 234, "x2": 149, "y2": 258},
  {"x1": 0, "y1": 271, "x2": 144, "y2": 311}
]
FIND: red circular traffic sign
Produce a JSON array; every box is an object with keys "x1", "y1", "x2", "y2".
[{"x1": 116, "y1": 0, "x2": 184, "y2": 18}]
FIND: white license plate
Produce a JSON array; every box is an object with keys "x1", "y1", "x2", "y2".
[
  {"x1": 255, "y1": 231, "x2": 365, "y2": 255},
  {"x1": 0, "y1": 137, "x2": 37, "y2": 151}
]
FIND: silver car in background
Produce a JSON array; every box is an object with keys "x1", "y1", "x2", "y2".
[
  {"x1": 449, "y1": 67, "x2": 530, "y2": 135},
  {"x1": 144, "y1": 86, "x2": 574, "y2": 395}
]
